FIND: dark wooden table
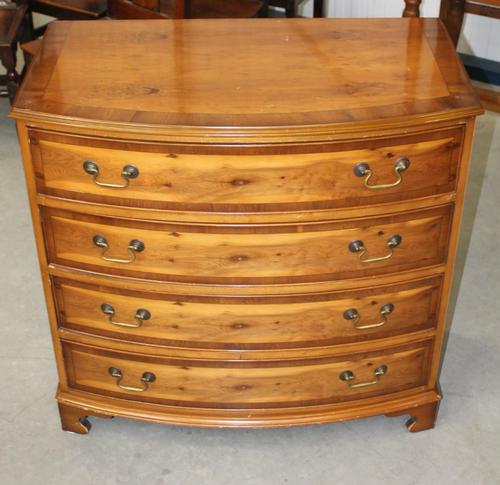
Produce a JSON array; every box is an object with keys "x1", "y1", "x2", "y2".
[{"x1": 0, "y1": 2, "x2": 27, "y2": 102}]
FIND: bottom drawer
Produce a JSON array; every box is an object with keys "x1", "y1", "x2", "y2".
[{"x1": 63, "y1": 340, "x2": 432, "y2": 408}]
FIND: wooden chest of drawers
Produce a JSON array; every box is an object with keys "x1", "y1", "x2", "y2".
[{"x1": 11, "y1": 18, "x2": 482, "y2": 433}]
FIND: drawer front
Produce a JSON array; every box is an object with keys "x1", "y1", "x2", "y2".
[
  {"x1": 55, "y1": 277, "x2": 442, "y2": 348},
  {"x1": 32, "y1": 128, "x2": 462, "y2": 211},
  {"x1": 63, "y1": 341, "x2": 432, "y2": 407},
  {"x1": 44, "y1": 207, "x2": 451, "y2": 284}
]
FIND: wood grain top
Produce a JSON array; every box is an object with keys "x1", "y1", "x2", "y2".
[{"x1": 11, "y1": 18, "x2": 482, "y2": 141}]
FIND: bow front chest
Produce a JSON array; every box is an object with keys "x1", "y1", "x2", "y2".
[{"x1": 11, "y1": 18, "x2": 482, "y2": 433}]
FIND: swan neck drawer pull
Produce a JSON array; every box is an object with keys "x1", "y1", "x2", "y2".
[
  {"x1": 92, "y1": 235, "x2": 145, "y2": 264},
  {"x1": 83, "y1": 160, "x2": 139, "y2": 188},
  {"x1": 101, "y1": 303, "x2": 151, "y2": 328},
  {"x1": 343, "y1": 303, "x2": 394, "y2": 330},
  {"x1": 354, "y1": 157, "x2": 410, "y2": 190},
  {"x1": 108, "y1": 367, "x2": 156, "y2": 392},
  {"x1": 348, "y1": 234, "x2": 402, "y2": 263},
  {"x1": 339, "y1": 365, "x2": 388, "y2": 389}
]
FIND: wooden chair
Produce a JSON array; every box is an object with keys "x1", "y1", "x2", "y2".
[
  {"x1": 408, "y1": 0, "x2": 499, "y2": 111},
  {"x1": 440, "y1": 0, "x2": 500, "y2": 111},
  {"x1": 108, "y1": 0, "x2": 263, "y2": 19},
  {"x1": 439, "y1": 0, "x2": 500, "y2": 46}
]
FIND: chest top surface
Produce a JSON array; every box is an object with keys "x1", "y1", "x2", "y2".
[{"x1": 11, "y1": 18, "x2": 481, "y2": 140}]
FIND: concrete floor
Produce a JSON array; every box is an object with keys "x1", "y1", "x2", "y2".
[{"x1": 0, "y1": 97, "x2": 499, "y2": 485}]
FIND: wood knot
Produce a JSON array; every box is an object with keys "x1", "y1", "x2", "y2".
[
  {"x1": 344, "y1": 83, "x2": 356, "y2": 94},
  {"x1": 230, "y1": 179, "x2": 250, "y2": 186},
  {"x1": 231, "y1": 322, "x2": 249, "y2": 330},
  {"x1": 234, "y1": 384, "x2": 251, "y2": 391},
  {"x1": 230, "y1": 255, "x2": 249, "y2": 262}
]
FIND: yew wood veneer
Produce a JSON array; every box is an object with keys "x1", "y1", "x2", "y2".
[{"x1": 10, "y1": 18, "x2": 482, "y2": 433}]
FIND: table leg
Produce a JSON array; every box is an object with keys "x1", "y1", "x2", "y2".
[
  {"x1": 1, "y1": 46, "x2": 19, "y2": 103},
  {"x1": 313, "y1": 0, "x2": 324, "y2": 17}
]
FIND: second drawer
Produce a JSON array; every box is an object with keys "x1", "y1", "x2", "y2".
[
  {"x1": 54, "y1": 276, "x2": 442, "y2": 349},
  {"x1": 43, "y1": 206, "x2": 452, "y2": 284}
]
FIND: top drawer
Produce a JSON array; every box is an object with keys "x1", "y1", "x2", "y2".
[{"x1": 29, "y1": 128, "x2": 463, "y2": 213}]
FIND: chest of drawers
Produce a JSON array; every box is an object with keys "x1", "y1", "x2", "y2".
[{"x1": 11, "y1": 18, "x2": 482, "y2": 433}]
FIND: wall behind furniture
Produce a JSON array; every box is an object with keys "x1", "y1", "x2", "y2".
[{"x1": 299, "y1": 0, "x2": 499, "y2": 62}]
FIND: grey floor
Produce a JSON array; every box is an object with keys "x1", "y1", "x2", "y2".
[{"x1": 0, "y1": 97, "x2": 499, "y2": 485}]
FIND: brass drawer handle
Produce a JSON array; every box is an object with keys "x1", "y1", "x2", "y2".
[
  {"x1": 348, "y1": 234, "x2": 402, "y2": 263},
  {"x1": 343, "y1": 303, "x2": 394, "y2": 330},
  {"x1": 339, "y1": 365, "x2": 388, "y2": 389},
  {"x1": 92, "y1": 235, "x2": 145, "y2": 264},
  {"x1": 354, "y1": 157, "x2": 410, "y2": 190},
  {"x1": 83, "y1": 160, "x2": 139, "y2": 188},
  {"x1": 108, "y1": 367, "x2": 156, "y2": 392},
  {"x1": 101, "y1": 303, "x2": 151, "y2": 328}
]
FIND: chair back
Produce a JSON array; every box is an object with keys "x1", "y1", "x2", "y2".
[{"x1": 440, "y1": 0, "x2": 500, "y2": 45}]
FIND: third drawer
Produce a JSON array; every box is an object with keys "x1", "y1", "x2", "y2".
[{"x1": 54, "y1": 275, "x2": 442, "y2": 349}]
